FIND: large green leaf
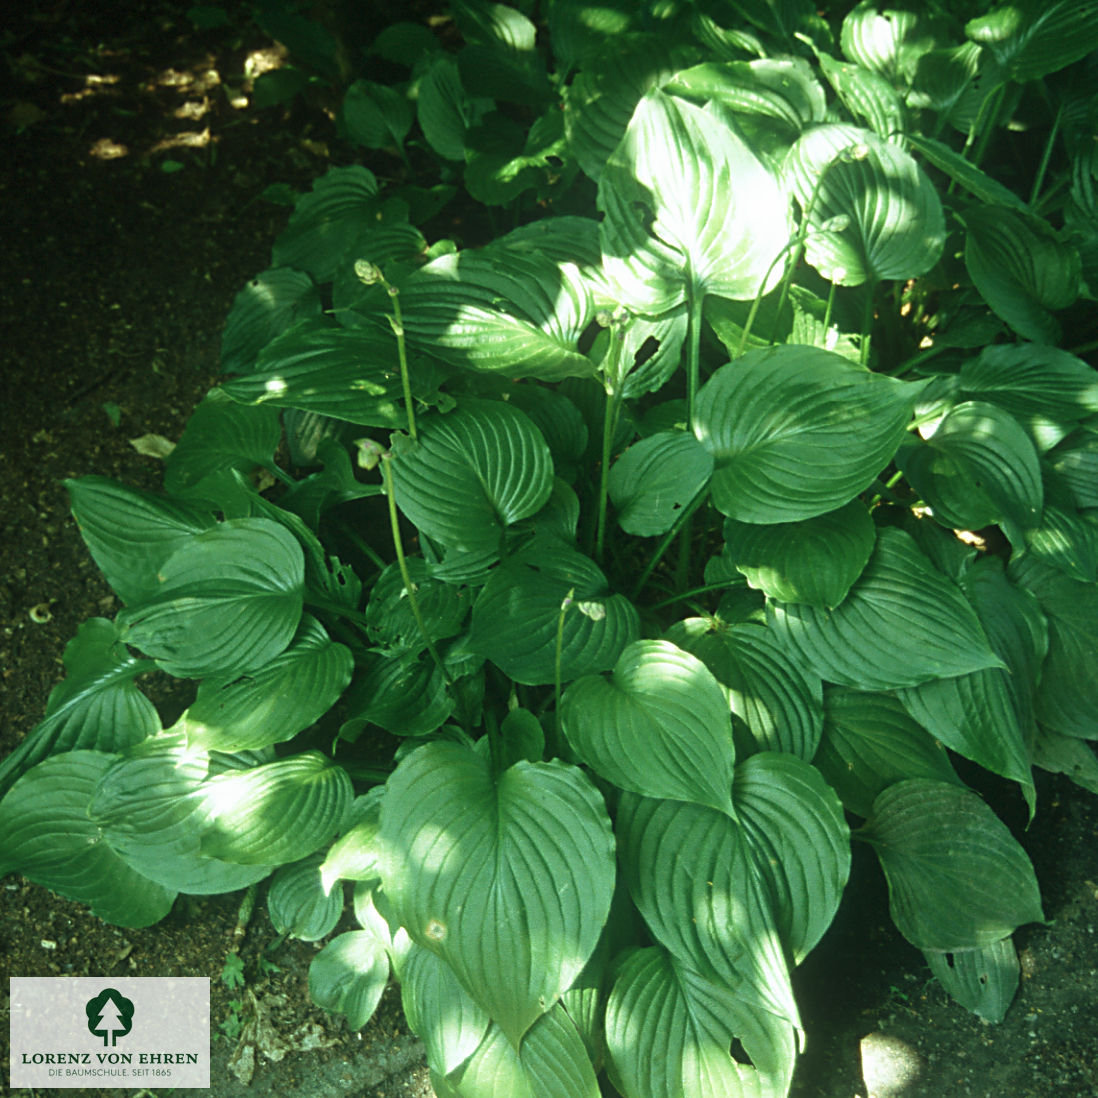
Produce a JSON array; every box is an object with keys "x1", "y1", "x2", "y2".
[
  {"x1": 722, "y1": 500, "x2": 876, "y2": 607},
  {"x1": 965, "y1": 0, "x2": 1098, "y2": 82},
  {"x1": 0, "y1": 751, "x2": 176, "y2": 926},
  {"x1": 863, "y1": 780, "x2": 1044, "y2": 951},
  {"x1": 599, "y1": 90, "x2": 792, "y2": 313},
  {"x1": 816, "y1": 51, "x2": 906, "y2": 142},
  {"x1": 340, "y1": 651, "x2": 454, "y2": 739},
  {"x1": 365, "y1": 559, "x2": 469, "y2": 655},
  {"x1": 561, "y1": 639, "x2": 736, "y2": 814},
  {"x1": 220, "y1": 266, "x2": 322, "y2": 375},
  {"x1": 417, "y1": 54, "x2": 489, "y2": 162},
  {"x1": 199, "y1": 752, "x2": 353, "y2": 865},
  {"x1": 1011, "y1": 556, "x2": 1098, "y2": 738},
  {"x1": 178, "y1": 617, "x2": 353, "y2": 752},
  {"x1": 605, "y1": 947, "x2": 796, "y2": 1098},
  {"x1": 388, "y1": 400, "x2": 554, "y2": 556},
  {"x1": 907, "y1": 133, "x2": 1029, "y2": 212},
  {"x1": 453, "y1": 0, "x2": 551, "y2": 108},
  {"x1": 666, "y1": 58, "x2": 827, "y2": 145},
  {"x1": 272, "y1": 165, "x2": 381, "y2": 282},
  {"x1": 898, "y1": 399, "x2": 1043, "y2": 531},
  {"x1": 116, "y1": 518, "x2": 305, "y2": 678},
  {"x1": 220, "y1": 323, "x2": 438, "y2": 428},
  {"x1": 340, "y1": 80, "x2": 412, "y2": 153},
  {"x1": 783, "y1": 123, "x2": 945, "y2": 285},
  {"x1": 733, "y1": 753, "x2": 851, "y2": 962},
  {"x1": 694, "y1": 345, "x2": 921, "y2": 523},
  {"x1": 387, "y1": 248, "x2": 595, "y2": 382},
  {"x1": 958, "y1": 343, "x2": 1098, "y2": 428},
  {"x1": 617, "y1": 753, "x2": 848, "y2": 1023},
  {"x1": 87, "y1": 737, "x2": 275, "y2": 895},
  {"x1": 163, "y1": 390, "x2": 283, "y2": 501},
  {"x1": 840, "y1": 3, "x2": 934, "y2": 84},
  {"x1": 67, "y1": 477, "x2": 216, "y2": 604},
  {"x1": 663, "y1": 619, "x2": 823, "y2": 761},
  {"x1": 814, "y1": 687, "x2": 960, "y2": 819},
  {"x1": 0, "y1": 618, "x2": 158, "y2": 798},
  {"x1": 469, "y1": 536, "x2": 639, "y2": 685},
  {"x1": 440, "y1": 1004, "x2": 600, "y2": 1098},
  {"x1": 608, "y1": 430, "x2": 713, "y2": 536},
  {"x1": 564, "y1": 35, "x2": 695, "y2": 181},
  {"x1": 767, "y1": 527, "x2": 1004, "y2": 689},
  {"x1": 963, "y1": 205, "x2": 1080, "y2": 344},
  {"x1": 378, "y1": 742, "x2": 616, "y2": 1046}
]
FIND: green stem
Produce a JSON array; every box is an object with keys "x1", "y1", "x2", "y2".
[
  {"x1": 970, "y1": 83, "x2": 1007, "y2": 169},
  {"x1": 648, "y1": 581, "x2": 742, "y2": 612},
  {"x1": 1029, "y1": 101, "x2": 1062, "y2": 209},
  {"x1": 554, "y1": 589, "x2": 574, "y2": 746},
  {"x1": 822, "y1": 279, "x2": 837, "y2": 334},
  {"x1": 381, "y1": 455, "x2": 451, "y2": 686},
  {"x1": 333, "y1": 520, "x2": 387, "y2": 572},
  {"x1": 386, "y1": 285, "x2": 417, "y2": 442}
]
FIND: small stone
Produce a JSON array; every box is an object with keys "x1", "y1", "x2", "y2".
[{"x1": 861, "y1": 1032, "x2": 925, "y2": 1097}]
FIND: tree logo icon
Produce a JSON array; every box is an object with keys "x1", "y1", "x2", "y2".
[{"x1": 85, "y1": 988, "x2": 135, "y2": 1046}]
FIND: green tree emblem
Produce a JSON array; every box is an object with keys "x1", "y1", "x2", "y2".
[{"x1": 85, "y1": 988, "x2": 134, "y2": 1046}]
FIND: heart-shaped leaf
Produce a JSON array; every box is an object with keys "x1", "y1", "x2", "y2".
[
  {"x1": 0, "y1": 751, "x2": 177, "y2": 926},
  {"x1": 783, "y1": 123, "x2": 945, "y2": 285},
  {"x1": 1011, "y1": 556, "x2": 1098, "y2": 739},
  {"x1": 221, "y1": 323, "x2": 439, "y2": 428},
  {"x1": 399, "y1": 944, "x2": 491, "y2": 1076},
  {"x1": 863, "y1": 779, "x2": 1044, "y2": 951},
  {"x1": 379, "y1": 742, "x2": 615, "y2": 1046},
  {"x1": 561, "y1": 639, "x2": 736, "y2": 814},
  {"x1": 88, "y1": 738, "x2": 275, "y2": 895},
  {"x1": 388, "y1": 400, "x2": 554, "y2": 556},
  {"x1": 694, "y1": 345, "x2": 921, "y2": 523},
  {"x1": 163, "y1": 390, "x2": 282, "y2": 501},
  {"x1": 221, "y1": 266, "x2": 322, "y2": 375},
  {"x1": 767, "y1": 527, "x2": 1004, "y2": 689},
  {"x1": 116, "y1": 518, "x2": 305, "y2": 678},
  {"x1": 268, "y1": 855, "x2": 344, "y2": 941},
  {"x1": 272, "y1": 165, "x2": 381, "y2": 282},
  {"x1": 723, "y1": 499, "x2": 876, "y2": 607},
  {"x1": 440, "y1": 1004, "x2": 600, "y2": 1098},
  {"x1": 600, "y1": 90, "x2": 792, "y2": 313}
]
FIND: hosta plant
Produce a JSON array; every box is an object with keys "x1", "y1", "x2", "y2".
[{"x1": 5, "y1": 0, "x2": 1098, "y2": 1094}]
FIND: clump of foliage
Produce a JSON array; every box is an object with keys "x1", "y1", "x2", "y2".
[{"x1": 5, "y1": 0, "x2": 1098, "y2": 1093}]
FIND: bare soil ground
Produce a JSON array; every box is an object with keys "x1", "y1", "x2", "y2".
[{"x1": 2, "y1": 5, "x2": 1097, "y2": 1097}]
